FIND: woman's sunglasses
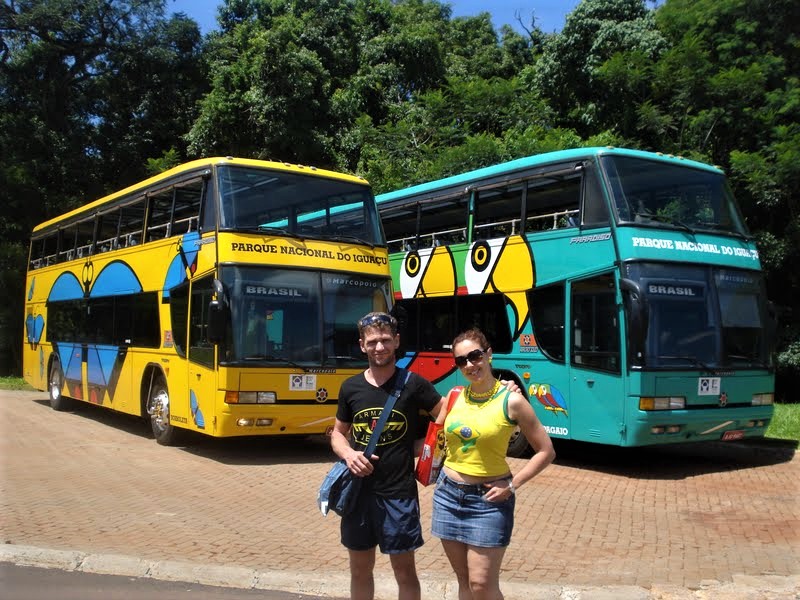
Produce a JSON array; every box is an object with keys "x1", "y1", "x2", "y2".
[{"x1": 454, "y1": 348, "x2": 486, "y2": 368}]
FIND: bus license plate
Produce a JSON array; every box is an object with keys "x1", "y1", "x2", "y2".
[{"x1": 722, "y1": 430, "x2": 744, "y2": 441}]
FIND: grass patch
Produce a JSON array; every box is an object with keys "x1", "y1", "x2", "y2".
[
  {"x1": 0, "y1": 376, "x2": 35, "y2": 391},
  {"x1": 766, "y1": 402, "x2": 800, "y2": 442}
]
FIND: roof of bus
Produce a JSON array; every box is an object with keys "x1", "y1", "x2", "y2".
[
  {"x1": 374, "y1": 146, "x2": 723, "y2": 205},
  {"x1": 33, "y1": 156, "x2": 369, "y2": 233}
]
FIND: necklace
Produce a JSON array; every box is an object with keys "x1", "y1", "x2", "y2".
[{"x1": 467, "y1": 379, "x2": 500, "y2": 401}]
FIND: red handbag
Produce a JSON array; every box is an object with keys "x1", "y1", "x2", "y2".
[{"x1": 415, "y1": 386, "x2": 462, "y2": 486}]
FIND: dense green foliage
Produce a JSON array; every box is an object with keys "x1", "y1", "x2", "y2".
[{"x1": 1, "y1": 0, "x2": 797, "y2": 400}]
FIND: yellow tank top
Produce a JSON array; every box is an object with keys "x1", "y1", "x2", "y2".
[{"x1": 443, "y1": 386, "x2": 517, "y2": 477}]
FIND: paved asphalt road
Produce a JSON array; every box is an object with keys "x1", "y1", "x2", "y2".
[
  {"x1": 0, "y1": 563, "x2": 332, "y2": 600},
  {"x1": 1, "y1": 390, "x2": 799, "y2": 599}
]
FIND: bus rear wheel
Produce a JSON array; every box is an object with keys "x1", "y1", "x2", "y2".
[
  {"x1": 147, "y1": 375, "x2": 183, "y2": 446},
  {"x1": 49, "y1": 359, "x2": 74, "y2": 411}
]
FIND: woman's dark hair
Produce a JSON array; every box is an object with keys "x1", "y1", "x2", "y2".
[{"x1": 452, "y1": 328, "x2": 489, "y2": 352}]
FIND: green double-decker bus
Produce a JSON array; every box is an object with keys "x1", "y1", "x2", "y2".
[{"x1": 377, "y1": 147, "x2": 775, "y2": 454}]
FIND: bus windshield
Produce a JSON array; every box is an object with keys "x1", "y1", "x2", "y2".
[
  {"x1": 604, "y1": 156, "x2": 749, "y2": 238},
  {"x1": 220, "y1": 266, "x2": 391, "y2": 367},
  {"x1": 625, "y1": 263, "x2": 771, "y2": 369},
  {"x1": 217, "y1": 166, "x2": 383, "y2": 245}
]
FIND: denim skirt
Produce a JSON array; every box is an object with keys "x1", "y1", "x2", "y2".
[{"x1": 431, "y1": 472, "x2": 515, "y2": 548}]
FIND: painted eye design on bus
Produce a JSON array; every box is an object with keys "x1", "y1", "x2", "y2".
[
  {"x1": 81, "y1": 261, "x2": 94, "y2": 295},
  {"x1": 399, "y1": 246, "x2": 456, "y2": 299},
  {"x1": 464, "y1": 235, "x2": 536, "y2": 339}
]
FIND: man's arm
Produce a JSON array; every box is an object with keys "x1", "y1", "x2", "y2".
[
  {"x1": 331, "y1": 418, "x2": 376, "y2": 477},
  {"x1": 500, "y1": 378, "x2": 521, "y2": 394}
]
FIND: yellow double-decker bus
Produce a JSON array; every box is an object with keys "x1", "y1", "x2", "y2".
[{"x1": 23, "y1": 157, "x2": 391, "y2": 445}]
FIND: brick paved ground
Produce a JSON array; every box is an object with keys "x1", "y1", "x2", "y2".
[{"x1": 1, "y1": 390, "x2": 798, "y2": 595}]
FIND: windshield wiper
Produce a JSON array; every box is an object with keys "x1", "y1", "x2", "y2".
[
  {"x1": 695, "y1": 222, "x2": 754, "y2": 242},
  {"x1": 656, "y1": 355, "x2": 714, "y2": 371},
  {"x1": 328, "y1": 234, "x2": 375, "y2": 248},
  {"x1": 255, "y1": 225, "x2": 301, "y2": 238},
  {"x1": 242, "y1": 355, "x2": 308, "y2": 371},
  {"x1": 727, "y1": 353, "x2": 770, "y2": 369},
  {"x1": 634, "y1": 212, "x2": 696, "y2": 233}
]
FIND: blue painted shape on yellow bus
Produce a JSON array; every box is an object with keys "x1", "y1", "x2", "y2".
[
  {"x1": 163, "y1": 231, "x2": 201, "y2": 297},
  {"x1": 56, "y1": 342, "x2": 84, "y2": 400},
  {"x1": 48, "y1": 272, "x2": 83, "y2": 301},
  {"x1": 190, "y1": 390, "x2": 206, "y2": 429},
  {"x1": 85, "y1": 345, "x2": 127, "y2": 402},
  {"x1": 90, "y1": 260, "x2": 142, "y2": 296},
  {"x1": 26, "y1": 314, "x2": 44, "y2": 344}
]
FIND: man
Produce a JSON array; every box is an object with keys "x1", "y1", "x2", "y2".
[
  {"x1": 332, "y1": 311, "x2": 519, "y2": 600},
  {"x1": 331, "y1": 311, "x2": 442, "y2": 600}
]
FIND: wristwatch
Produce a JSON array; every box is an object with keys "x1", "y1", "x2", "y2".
[{"x1": 507, "y1": 479, "x2": 515, "y2": 495}]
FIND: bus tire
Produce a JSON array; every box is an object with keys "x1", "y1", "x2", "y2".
[
  {"x1": 506, "y1": 426, "x2": 530, "y2": 457},
  {"x1": 147, "y1": 375, "x2": 183, "y2": 446},
  {"x1": 49, "y1": 359, "x2": 74, "y2": 411}
]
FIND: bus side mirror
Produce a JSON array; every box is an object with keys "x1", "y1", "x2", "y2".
[
  {"x1": 766, "y1": 301, "x2": 778, "y2": 359},
  {"x1": 207, "y1": 279, "x2": 229, "y2": 345},
  {"x1": 207, "y1": 300, "x2": 228, "y2": 345},
  {"x1": 620, "y1": 278, "x2": 649, "y2": 366}
]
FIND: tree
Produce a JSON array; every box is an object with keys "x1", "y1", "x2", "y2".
[
  {"x1": 530, "y1": 0, "x2": 666, "y2": 135},
  {"x1": 652, "y1": 0, "x2": 800, "y2": 398},
  {"x1": 0, "y1": 0, "x2": 206, "y2": 375}
]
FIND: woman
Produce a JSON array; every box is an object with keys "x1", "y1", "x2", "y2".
[{"x1": 431, "y1": 328, "x2": 555, "y2": 600}]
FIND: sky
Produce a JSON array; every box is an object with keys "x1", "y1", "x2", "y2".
[{"x1": 166, "y1": 0, "x2": 582, "y2": 35}]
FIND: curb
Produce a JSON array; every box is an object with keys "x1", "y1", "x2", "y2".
[{"x1": 2, "y1": 544, "x2": 798, "y2": 599}]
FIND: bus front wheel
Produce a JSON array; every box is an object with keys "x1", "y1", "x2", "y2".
[
  {"x1": 507, "y1": 426, "x2": 530, "y2": 458},
  {"x1": 49, "y1": 359, "x2": 74, "y2": 411},
  {"x1": 147, "y1": 375, "x2": 182, "y2": 446}
]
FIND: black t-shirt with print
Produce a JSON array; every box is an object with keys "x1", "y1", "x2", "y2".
[{"x1": 336, "y1": 369, "x2": 441, "y2": 499}]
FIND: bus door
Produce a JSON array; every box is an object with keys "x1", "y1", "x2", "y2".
[
  {"x1": 567, "y1": 273, "x2": 625, "y2": 445},
  {"x1": 185, "y1": 274, "x2": 216, "y2": 433}
]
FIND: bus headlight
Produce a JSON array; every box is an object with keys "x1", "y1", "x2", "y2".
[
  {"x1": 751, "y1": 393, "x2": 773, "y2": 406},
  {"x1": 226, "y1": 391, "x2": 277, "y2": 404},
  {"x1": 639, "y1": 396, "x2": 685, "y2": 411}
]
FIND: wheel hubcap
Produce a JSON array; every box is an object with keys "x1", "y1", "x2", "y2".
[
  {"x1": 50, "y1": 373, "x2": 61, "y2": 400},
  {"x1": 150, "y1": 390, "x2": 170, "y2": 433}
]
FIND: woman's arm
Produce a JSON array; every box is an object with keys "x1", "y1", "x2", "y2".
[{"x1": 506, "y1": 392, "x2": 556, "y2": 490}]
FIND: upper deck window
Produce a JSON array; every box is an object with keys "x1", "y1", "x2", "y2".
[
  {"x1": 217, "y1": 166, "x2": 384, "y2": 246},
  {"x1": 603, "y1": 156, "x2": 749, "y2": 237}
]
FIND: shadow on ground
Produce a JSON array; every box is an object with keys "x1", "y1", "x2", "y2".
[{"x1": 31, "y1": 394, "x2": 797, "y2": 474}]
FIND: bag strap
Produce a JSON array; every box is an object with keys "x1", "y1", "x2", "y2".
[
  {"x1": 445, "y1": 386, "x2": 463, "y2": 414},
  {"x1": 431, "y1": 385, "x2": 462, "y2": 426},
  {"x1": 363, "y1": 368, "x2": 410, "y2": 456}
]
